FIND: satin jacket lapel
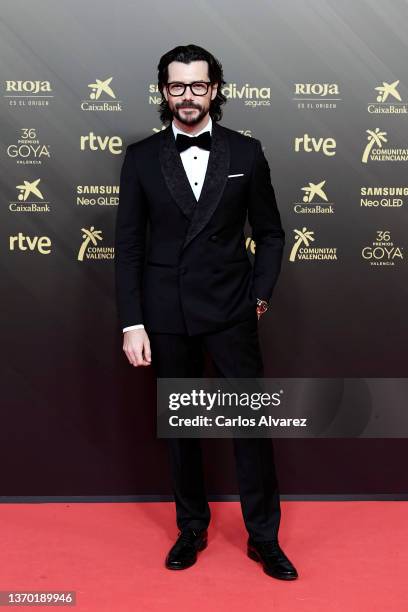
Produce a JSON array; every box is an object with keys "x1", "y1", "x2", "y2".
[
  {"x1": 159, "y1": 121, "x2": 230, "y2": 251},
  {"x1": 159, "y1": 124, "x2": 196, "y2": 221}
]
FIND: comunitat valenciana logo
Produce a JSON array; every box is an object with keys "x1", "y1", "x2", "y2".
[
  {"x1": 4, "y1": 80, "x2": 53, "y2": 107},
  {"x1": 77, "y1": 226, "x2": 114, "y2": 261},
  {"x1": 289, "y1": 228, "x2": 337, "y2": 262},
  {"x1": 294, "y1": 180, "x2": 334, "y2": 214},
  {"x1": 80, "y1": 76, "x2": 122, "y2": 112},
  {"x1": 362, "y1": 128, "x2": 408, "y2": 162},
  {"x1": 9, "y1": 178, "x2": 51, "y2": 212},
  {"x1": 7, "y1": 128, "x2": 51, "y2": 165},
  {"x1": 368, "y1": 79, "x2": 408, "y2": 114},
  {"x1": 361, "y1": 230, "x2": 403, "y2": 266}
]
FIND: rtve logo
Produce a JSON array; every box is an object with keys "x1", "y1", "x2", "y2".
[
  {"x1": 294, "y1": 133, "x2": 336, "y2": 156},
  {"x1": 9, "y1": 232, "x2": 51, "y2": 254},
  {"x1": 80, "y1": 132, "x2": 122, "y2": 154}
]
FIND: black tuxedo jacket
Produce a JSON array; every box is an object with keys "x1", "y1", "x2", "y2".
[{"x1": 114, "y1": 121, "x2": 285, "y2": 335}]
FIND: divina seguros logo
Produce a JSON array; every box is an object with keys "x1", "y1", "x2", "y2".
[{"x1": 148, "y1": 82, "x2": 271, "y2": 107}]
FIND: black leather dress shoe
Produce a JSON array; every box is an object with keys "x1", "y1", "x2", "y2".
[
  {"x1": 247, "y1": 538, "x2": 298, "y2": 580},
  {"x1": 165, "y1": 528, "x2": 208, "y2": 570}
]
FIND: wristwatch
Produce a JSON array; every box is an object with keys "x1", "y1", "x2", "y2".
[{"x1": 256, "y1": 298, "x2": 269, "y2": 317}]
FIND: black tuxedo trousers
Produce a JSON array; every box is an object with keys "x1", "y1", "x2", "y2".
[{"x1": 149, "y1": 311, "x2": 281, "y2": 542}]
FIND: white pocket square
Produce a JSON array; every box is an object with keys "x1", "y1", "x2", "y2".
[{"x1": 227, "y1": 173, "x2": 244, "y2": 178}]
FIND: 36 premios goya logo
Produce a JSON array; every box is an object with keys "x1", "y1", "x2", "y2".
[
  {"x1": 361, "y1": 230, "x2": 403, "y2": 266},
  {"x1": 7, "y1": 128, "x2": 51, "y2": 165}
]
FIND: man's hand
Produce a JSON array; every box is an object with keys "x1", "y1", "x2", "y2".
[{"x1": 123, "y1": 328, "x2": 151, "y2": 367}]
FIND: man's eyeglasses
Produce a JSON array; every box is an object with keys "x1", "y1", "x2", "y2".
[{"x1": 166, "y1": 81, "x2": 212, "y2": 96}]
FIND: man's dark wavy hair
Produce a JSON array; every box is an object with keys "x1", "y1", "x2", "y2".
[{"x1": 157, "y1": 44, "x2": 227, "y2": 125}]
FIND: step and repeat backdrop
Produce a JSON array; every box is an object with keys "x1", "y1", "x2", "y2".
[{"x1": 1, "y1": 0, "x2": 407, "y2": 498}]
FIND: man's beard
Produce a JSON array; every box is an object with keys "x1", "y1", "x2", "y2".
[{"x1": 171, "y1": 102, "x2": 209, "y2": 126}]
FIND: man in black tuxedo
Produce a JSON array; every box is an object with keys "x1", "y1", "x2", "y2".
[{"x1": 114, "y1": 44, "x2": 298, "y2": 580}]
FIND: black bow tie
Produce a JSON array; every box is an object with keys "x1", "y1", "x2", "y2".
[{"x1": 176, "y1": 131, "x2": 212, "y2": 153}]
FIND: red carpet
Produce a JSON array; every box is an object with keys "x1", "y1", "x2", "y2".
[{"x1": 1, "y1": 501, "x2": 407, "y2": 611}]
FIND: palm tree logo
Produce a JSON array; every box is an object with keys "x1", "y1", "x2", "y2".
[
  {"x1": 78, "y1": 226, "x2": 103, "y2": 261},
  {"x1": 289, "y1": 228, "x2": 315, "y2": 262},
  {"x1": 245, "y1": 236, "x2": 256, "y2": 255},
  {"x1": 362, "y1": 128, "x2": 387, "y2": 163}
]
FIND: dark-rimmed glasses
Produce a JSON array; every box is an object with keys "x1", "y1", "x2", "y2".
[{"x1": 166, "y1": 81, "x2": 212, "y2": 96}]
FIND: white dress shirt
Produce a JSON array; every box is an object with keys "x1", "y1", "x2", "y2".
[{"x1": 123, "y1": 116, "x2": 212, "y2": 332}]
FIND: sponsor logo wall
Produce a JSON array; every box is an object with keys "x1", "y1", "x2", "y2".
[{"x1": 2, "y1": 1, "x2": 407, "y2": 496}]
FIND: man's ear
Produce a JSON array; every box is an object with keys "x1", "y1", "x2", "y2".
[{"x1": 211, "y1": 82, "x2": 219, "y2": 100}]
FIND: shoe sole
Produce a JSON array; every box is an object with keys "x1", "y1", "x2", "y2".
[
  {"x1": 165, "y1": 539, "x2": 208, "y2": 570},
  {"x1": 247, "y1": 547, "x2": 298, "y2": 580}
]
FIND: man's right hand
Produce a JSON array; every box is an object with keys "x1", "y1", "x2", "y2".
[{"x1": 123, "y1": 329, "x2": 151, "y2": 367}]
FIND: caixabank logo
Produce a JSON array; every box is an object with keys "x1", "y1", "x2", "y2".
[
  {"x1": 6, "y1": 128, "x2": 51, "y2": 165},
  {"x1": 80, "y1": 76, "x2": 122, "y2": 112},
  {"x1": 361, "y1": 128, "x2": 408, "y2": 162},
  {"x1": 367, "y1": 79, "x2": 407, "y2": 114},
  {"x1": 8, "y1": 178, "x2": 51, "y2": 212},
  {"x1": 3, "y1": 80, "x2": 53, "y2": 108},
  {"x1": 361, "y1": 230, "x2": 403, "y2": 266},
  {"x1": 293, "y1": 82, "x2": 341, "y2": 110},
  {"x1": 293, "y1": 180, "x2": 335, "y2": 214},
  {"x1": 289, "y1": 228, "x2": 338, "y2": 262},
  {"x1": 77, "y1": 226, "x2": 114, "y2": 261}
]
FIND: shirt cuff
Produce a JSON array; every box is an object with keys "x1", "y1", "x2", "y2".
[{"x1": 123, "y1": 324, "x2": 144, "y2": 332}]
